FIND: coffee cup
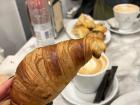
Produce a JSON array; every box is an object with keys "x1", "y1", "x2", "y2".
[
  {"x1": 73, "y1": 53, "x2": 109, "y2": 94},
  {"x1": 113, "y1": 4, "x2": 140, "y2": 30}
]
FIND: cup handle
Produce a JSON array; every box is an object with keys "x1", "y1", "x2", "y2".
[{"x1": 136, "y1": 11, "x2": 140, "y2": 21}]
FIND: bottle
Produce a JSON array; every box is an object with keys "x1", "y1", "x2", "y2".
[{"x1": 27, "y1": 0, "x2": 54, "y2": 46}]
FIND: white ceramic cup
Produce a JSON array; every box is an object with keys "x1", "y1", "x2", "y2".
[
  {"x1": 113, "y1": 4, "x2": 140, "y2": 30},
  {"x1": 73, "y1": 53, "x2": 109, "y2": 94}
]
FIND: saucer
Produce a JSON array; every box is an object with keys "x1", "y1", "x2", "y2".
[
  {"x1": 61, "y1": 76, "x2": 118, "y2": 105},
  {"x1": 66, "y1": 19, "x2": 111, "y2": 44},
  {"x1": 106, "y1": 17, "x2": 140, "y2": 35},
  {"x1": 111, "y1": 91, "x2": 140, "y2": 105}
]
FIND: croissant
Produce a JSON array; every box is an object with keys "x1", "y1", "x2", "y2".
[
  {"x1": 87, "y1": 32, "x2": 105, "y2": 41},
  {"x1": 72, "y1": 25, "x2": 90, "y2": 38},
  {"x1": 10, "y1": 35, "x2": 106, "y2": 105}
]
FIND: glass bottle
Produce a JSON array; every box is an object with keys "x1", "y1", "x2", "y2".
[{"x1": 26, "y1": 0, "x2": 54, "y2": 46}]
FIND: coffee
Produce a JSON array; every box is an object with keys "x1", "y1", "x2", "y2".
[
  {"x1": 78, "y1": 55, "x2": 107, "y2": 75},
  {"x1": 113, "y1": 4, "x2": 140, "y2": 30},
  {"x1": 114, "y1": 4, "x2": 139, "y2": 13},
  {"x1": 74, "y1": 54, "x2": 109, "y2": 93}
]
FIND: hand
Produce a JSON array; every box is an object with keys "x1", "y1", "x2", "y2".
[{"x1": 0, "y1": 78, "x2": 13, "y2": 102}]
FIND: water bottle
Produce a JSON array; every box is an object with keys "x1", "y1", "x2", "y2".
[{"x1": 27, "y1": 0, "x2": 54, "y2": 46}]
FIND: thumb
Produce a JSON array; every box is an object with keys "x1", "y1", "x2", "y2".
[{"x1": 0, "y1": 78, "x2": 13, "y2": 98}]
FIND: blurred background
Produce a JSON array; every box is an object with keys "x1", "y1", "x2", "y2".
[
  {"x1": 0, "y1": 0, "x2": 139, "y2": 57},
  {"x1": 0, "y1": 0, "x2": 82, "y2": 56}
]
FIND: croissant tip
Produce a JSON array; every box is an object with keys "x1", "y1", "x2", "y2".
[{"x1": 92, "y1": 52, "x2": 101, "y2": 59}]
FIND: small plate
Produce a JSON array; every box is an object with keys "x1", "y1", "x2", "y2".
[
  {"x1": 111, "y1": 91, "x2": 140, "y2": 105},
  {"x1": 66, "y1": 19, "x2": 111, "y2": 44},
  {"x1": 61, "y1": 76, "x2": 118, "y2": 105},
  {"x1": 106, "y1": 17, "x2": 140, "y2": 35}
]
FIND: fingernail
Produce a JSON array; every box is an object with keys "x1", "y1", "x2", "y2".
[{"x1": 8, "y1": 76, "x2": 14, "y2": 79}]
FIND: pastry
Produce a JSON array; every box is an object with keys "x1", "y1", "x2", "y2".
[
  {"x1": 87, "y1": 32, "x2": 105, "y2": 40},
  {"x1": 10, "y1": 35, "x2": 106, "y2": 105},
  {"x1": 72, "y1": 14, "x2": 107, "y2": 39},
  {"x1": 75, "y1": 14, "x2": 96, "y2": 28},
  {"x1": 72, "y1": 26, "x2": 90, "y2": 38},
  {"x1": 92, "y1": 23, "x2": 107, "y2": 33}
]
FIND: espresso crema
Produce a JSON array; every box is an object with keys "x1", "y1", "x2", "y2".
[
  {"x1": 79, "y1": 55, "x2": 107, "y2": 75},
  {"x1": 114, "y1": 4, "x2": 139, "y2": 13}
]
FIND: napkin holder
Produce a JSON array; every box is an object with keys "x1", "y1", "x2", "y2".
[{"x1": 48, "y1": 0, "x2": 64, "y2": 38}]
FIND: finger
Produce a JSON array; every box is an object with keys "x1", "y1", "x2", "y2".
[
  {"x1": 0, "y1": 88, "x2": 10, "y2": 101},
  {"x1": 0, "y1": 95, "x2": 10, "y2": 103},
  {"x1": 0, "y1": 78, "x2": 13, "y2": 98}
]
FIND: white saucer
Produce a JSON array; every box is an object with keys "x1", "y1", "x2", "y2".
[
  {"x1": 66, "y1": 19, "x2": 111, "y2": 44},
  {"x1": 111, "y1": 91, "x2": 140, "y2": 105},
  {"x1": 106, "y1": 18, "x2": 140, "y2": 35},
  {"x1": 61, "y1": 76, "x2": 118, "y2": 105}
]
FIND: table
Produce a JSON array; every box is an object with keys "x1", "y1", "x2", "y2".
[
  {"x1": 0, "y1": 19, "x2": 140, "y2": 105},
  {"x1": 54, "y1": 32, "x2": 140, "y2": 105}
]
